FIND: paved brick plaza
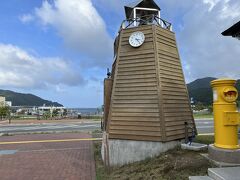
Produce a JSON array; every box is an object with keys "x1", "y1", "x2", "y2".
[{"x1": 0, "y1": 133, "x2": 96, "y2": 180}]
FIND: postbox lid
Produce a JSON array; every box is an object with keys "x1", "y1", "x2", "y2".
[{"x1": 211, "y1": 78, "x2": 236, "y2": 87}]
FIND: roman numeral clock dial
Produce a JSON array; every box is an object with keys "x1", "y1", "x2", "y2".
[{"x1": 129, "y1": 31, "x2": 145, "y2": 47}]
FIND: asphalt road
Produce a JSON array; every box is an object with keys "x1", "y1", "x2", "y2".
[
  {"x1": 0, "y1": 119, "x2": 214, "y2": 135},
  {"x1": 195, "y1": 119, "x2": 214, "y2": 134},
  {"x1": 0, "y1": 122, "x2": 101, "y2": 134}
]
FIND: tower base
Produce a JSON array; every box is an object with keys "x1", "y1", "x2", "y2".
[{"x1": 101, "y1": 138, "x2": 182, "y2": 166}]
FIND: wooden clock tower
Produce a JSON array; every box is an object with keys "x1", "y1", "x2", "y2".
[{"x1": 102, "y1": 0, "x2": 196, "y2": 166}]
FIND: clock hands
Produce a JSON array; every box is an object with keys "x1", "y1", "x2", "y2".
[{"x1": 135, "y1": 38, "x2": 141, "y2": 43}]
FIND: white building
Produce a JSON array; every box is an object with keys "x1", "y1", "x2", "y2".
[
  {"x1": 38, "y1": 106, "x2": 66, "y2": 116},
  {"x1": 5, "y1": 101, "x2": 12, "y2": 107},
  {"x1": 0, "y1": 96, "x2": 6, "y2": 106}
]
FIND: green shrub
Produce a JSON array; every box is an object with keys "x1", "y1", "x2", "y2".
[{"x1": 0, "y1": 106, "x2": 10, "y2": 119}]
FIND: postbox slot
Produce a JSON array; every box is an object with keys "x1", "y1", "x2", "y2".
[
  {"x1": 223, "y1": 111, "x2": 239, "y2": 126},
  {"x1": 222, "y1": 87, "x2": 238, "y2": 102}
]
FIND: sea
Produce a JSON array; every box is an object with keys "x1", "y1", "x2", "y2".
[{"x1": 67, "y1": 108, "x2": 102, "y2": 115}]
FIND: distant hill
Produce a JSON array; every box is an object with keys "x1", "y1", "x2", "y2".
[
  {"x1": 0, "y1": 89, "x2": 63, "y2": 107},
  {"x1": 187, "y1": 77, "x2": 240, "y2": 105}
]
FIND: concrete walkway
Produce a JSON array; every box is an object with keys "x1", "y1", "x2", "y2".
[
  {"x1": 190, "y1": 167, "x2": 240, "y2": 180},
  {"x1": 0, "y1": 133, "x2": 96, "y2": 180}
]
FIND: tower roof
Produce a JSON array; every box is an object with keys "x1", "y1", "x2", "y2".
[{"x1": 124, "y1": 0, "x2": 160, "y2": 19}]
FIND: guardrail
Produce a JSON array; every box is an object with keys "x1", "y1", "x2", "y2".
[{"x1": 120, "y1": 15, "x2": 172, "y2": 31}]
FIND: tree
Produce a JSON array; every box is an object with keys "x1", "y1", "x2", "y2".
[
  {"x1": 0, "y1": 106, "x2": 10, "y2": 120},
  {"x1": 63, "y1": 109, "x2": 67, "y2": 116},
  {"x1": 43, "y1": 111, "x2": 51, "y2": 120},
  {"x1": 52, "y1": 109, "x2": 59, "y2": 117},
  {"x1": 193, "y1": 102, "x2": 205, "y2": 111}
]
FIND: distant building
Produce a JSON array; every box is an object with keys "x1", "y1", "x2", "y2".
[
  {"x1": 5, "y1": 101, "x2": 12, "y2": 107},
  {"x1": 0, "y1": 96, "x2": 6, "y2": 106},
  {"x1": 0, "y1": 96, "x2": 12, "y2": 107},
  {"x1": 222, "y1": 21, "x2": 240, "y2": 40},
  {"x1": 38, "y1": 106, "x2": 66, "y2": 116}
]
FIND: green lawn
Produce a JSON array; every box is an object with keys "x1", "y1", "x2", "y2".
[
  {"x1": 11, "y1": 115, "x2": 38, "y2": 120},
  {"x1": 194, "y1": 135, "x2": 214, "y2": 145},
  {"x1": 193, "y1": 113, "x2": 213, "y2": 119}
]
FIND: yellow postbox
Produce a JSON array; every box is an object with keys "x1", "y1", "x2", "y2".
[{"x1": 211, "y1": 79, "x2": 240, "y2": 149}]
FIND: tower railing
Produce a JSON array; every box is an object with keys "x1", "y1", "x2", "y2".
[{"x1": 120, "y1": 15, "x2": 172, "y2": 31}]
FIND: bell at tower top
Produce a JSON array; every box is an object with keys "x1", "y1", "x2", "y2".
[{"x1": 122, "y1": 0, "x2": 172, "y2": 31}]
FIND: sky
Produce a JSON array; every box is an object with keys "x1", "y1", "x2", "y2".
[{"x1": 0, "y1": 0, "x2": 239, "y2": 108}]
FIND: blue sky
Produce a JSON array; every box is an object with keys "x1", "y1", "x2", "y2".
[{"x1": 0, "y1": 0, "x2": 239, "y2": 108}]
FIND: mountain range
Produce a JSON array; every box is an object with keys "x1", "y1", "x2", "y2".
[
  {"x1": 0, "y1": 89, "x2": 63, "y2": 107},
  {"x1": 0, "y1": 77, "x2": 239, "y2": 107},
  {"x1": 187, "y1": 77, "x2": 240, "y2": 105}
]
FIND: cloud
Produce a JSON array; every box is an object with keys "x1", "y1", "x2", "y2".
[
  {"x1": 19, "y1": 14, "x2": 35, "y2": 23},
  {"x1": 203, "y1": 0, "x2": 221, "y2": 11},
  {"x1": 20, "y1": 0, "x2": 240, "y2": 83},
  {"x1": 176, "y1": 0, "x2": 240, "y2": 82},
  {"x1": 33, "y1": 0, "x2": 112, "y2": 67},
  {"x1": 93, "y1": 0, "x2": 240, "y2": 81},
  {"x1": 0, "y1": 44, "x2": 85, "y2": 89}
]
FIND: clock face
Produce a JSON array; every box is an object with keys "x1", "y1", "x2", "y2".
[{"x1": 129, "y1": 31, "x2": 145, "y2": 48}]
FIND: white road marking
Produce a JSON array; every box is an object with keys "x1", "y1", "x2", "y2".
[
  {"x1": 203, "y1": 122, "x2": 213, "y2": 124},
  {"x1": 197, "y1": 126, "x2": 214, "y2": 129}
]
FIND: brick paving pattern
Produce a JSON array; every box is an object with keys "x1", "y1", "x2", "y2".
[{"x1": 0, "y1": 133, "x2": 96, "y2": 180}]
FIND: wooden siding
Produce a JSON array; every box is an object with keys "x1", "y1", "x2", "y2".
[
  {"x1": 106, "y1": 25, "x2": 195, "y2": 142},
  {"x1": 107, "y1": 25, "x2": 162, "y2": 141},
  {"x1": 155, "y1": 26, "x2": 195, "y2": 141},
  {"x1": 103, "y1": 78, "x2": 113, "y2": 131}
]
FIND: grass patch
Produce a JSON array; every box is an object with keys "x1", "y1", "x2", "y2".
[
  {"x1": 193, "y1": 113, "x2": 213, "y2": 119},
  {"x1": 94, "y1": 142, "x2": 108, "y2": 180},
  {"x1": 91, "y1": 130, "x2": 103, "y2": 138},
  {"x1": 11, "y1": 116, "x2": 38, "y2": 120},
  {"x1": 0, "y1": 133, "x2": 13, "y2": 136},
  {"x1": 81, "y1": 115, "x2": 102, "y2": 120},
  {"x1": 94, "y1": 142, "x2": 215, "y2": 180},
  {"x1": 194, "y1": 135, "x2": 214, "y2": 145}
]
